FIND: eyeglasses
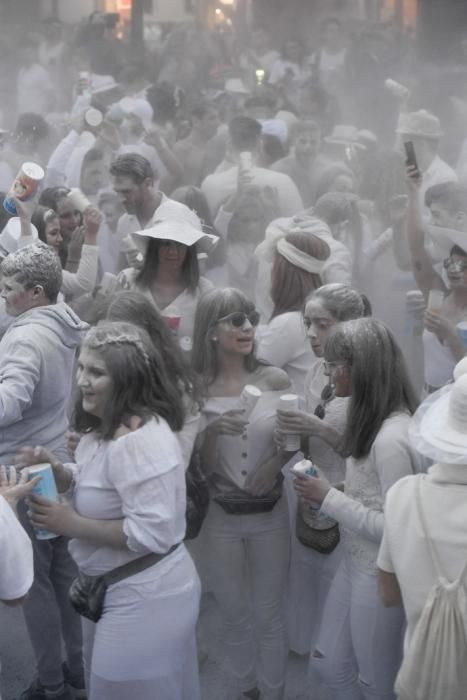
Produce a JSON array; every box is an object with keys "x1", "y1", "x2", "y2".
[
  {"x1": 443, "y1": 257, "x2": 467, "y2": 272},
  {"x1": 323, "y1": 360, "x2": 348, "y2": 373},
  {"x1": 314, "y1": 383, "x2": 334, "y2": 420},
  {"x1": 217, "y1": 310, "x2": 260, "y2": 328}
]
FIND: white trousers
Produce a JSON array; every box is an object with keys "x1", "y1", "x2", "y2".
[
  {"x1": 204, "y1": 498, "x2": 290, "y2": 700},
  {"x1": 82, "y1": 546, "x2": 201, "y2": 700},
  {"x1": 311, "y1": 555, "x2": 404, "y2": 700},
  {"x1": 284, "y1": 465, "x2": 343, "y2": 654}
]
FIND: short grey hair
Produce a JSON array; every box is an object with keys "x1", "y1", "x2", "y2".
[{"x1": 1, "y1": 242, "x2": 62, "y2": 301}]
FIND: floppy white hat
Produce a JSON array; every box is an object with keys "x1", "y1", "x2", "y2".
[
  {"x1": 409, "y1": 373, "x2": 467, "y2": 464},
  {"x1": 0, "y1": 218, "x2": 38, "y2": 257},
  {"x1": 396, "y1": 109, "x2": 443, "y2": 139},
  {"x1": 133, "y1": 220, "x2": 209, "y2": 248}
]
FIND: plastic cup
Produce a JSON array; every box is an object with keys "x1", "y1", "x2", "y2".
[
  {"x1": 162, "y1": 305, "x2": 181, "y2": 333},
  {"x1": 84, "y1": 107, "x2": 103, "y2": 129},
  {"x1": 428, "y1": 289, "x2": 444, "y2": 314},
  {"x1": 457, "y1": 322, "x2": 467, "y2": 346},
  {"x1": 239, "y1": 385, "x2": 262, "y2": 419},
  {"x1": 27, "y1": 463, "x2": 59, "y2": 540},
  {"x1": 67, "y1": 188, "x2": 92, "y2": 214},
  {"x1": 3, "y1": 162, "x2": 45, "y2": 216},
  {"x1": 279, "y1": 394, "x2": 301, "y2": 451}
]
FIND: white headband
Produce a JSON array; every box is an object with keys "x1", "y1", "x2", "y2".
[{"x1": 276, "y1": 237, "x2": 326, "y2": 275}]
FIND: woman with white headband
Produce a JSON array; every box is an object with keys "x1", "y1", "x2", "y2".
[{"x1": 257, "y1": 229, "x2": 330, "y2": 397}]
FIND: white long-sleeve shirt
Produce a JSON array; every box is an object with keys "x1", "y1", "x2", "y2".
[{"x1": 321, "y1": 412, "x2": 426, "y2": 573}]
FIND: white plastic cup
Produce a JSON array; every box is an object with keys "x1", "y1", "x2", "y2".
[
  {"x1": 3, "y1": 162, "x2": 45, "y2": 216},
  {"x1": 84, "y1": 107, "x2": 103, "y2": 129},
  {"x1": 279, "y1": 394, "x2": 301, "y2": 451},
  {"x1": 457, "y1": 321, "x2": 467, "y2": 346},
  {"x1": 67, "y1": 188, "x2": 91, "y2": 214},
  {"x1": 239, "y1": 385, "x2": 262, "y2": 419},
  {"x1": 27, "y1": 464, "x2": 59, "y2": 540},
  {"x1": 428, "y1": 289, "x2": 444, "y2": 314}
]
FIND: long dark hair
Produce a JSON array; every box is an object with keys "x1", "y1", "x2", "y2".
[
  {"x1": 191, "y1": 287, "x2": 261, "y2": 389},
  {"x1": 136, "y1": 238, "x2": 200, "y2": 294},
  {"x1": 106, "y1": 291, "x2": 200, "y2": 407},
  {"x1": 31, "y1": 205, "x2": 59, "y2": 244},
  {"x1": 270, "y1": 231, "x2": 329, "y2": 318},
  {"x1": 74, "y1": 321, "x2": 185, "y2": 439},
  {"x1": 325, "y1": 318, "x2": 418, "y2": 459}
]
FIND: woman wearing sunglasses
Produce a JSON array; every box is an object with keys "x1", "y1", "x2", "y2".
[
  {"x1": 257, "y1": 229, "x2": 330, "y2": 397},
  {"x1": 276, "y1": 284, "x2": 366, "y2": 658},
  {"x1": 192, "y1": 287, "x2": 291, "y2": 700},
  {"x1": 294, "y1": 318, "x2": 426, "y2": 700}
]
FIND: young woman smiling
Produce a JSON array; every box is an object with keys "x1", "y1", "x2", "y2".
[
  {"x1": 20, "y1": 322, "x2": 201, "y2": 700},
  {"x1": 192, "y1": 288, "x2": 291, "y2": 700}
]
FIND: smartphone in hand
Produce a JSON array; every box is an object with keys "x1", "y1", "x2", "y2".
[{"x1": 404, "y1": 140, "x2": 419, "y2": 172}]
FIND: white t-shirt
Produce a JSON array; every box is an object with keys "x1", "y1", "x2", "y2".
[
  {"x1": 378, "y1": 465, "x2": 467, "y2": 651},
  {"x1": 17, "y1": 63, "x2": 54, "y2": 115},
  {"x1": 257, "y1": 311, "x2": 317, "y2": 398},
  {"x1": 201, "y1": 166, "x2": 303, "y2": 219},
  {"x1": 0, "y1": 496, "x2": 33, "y2": 600}
]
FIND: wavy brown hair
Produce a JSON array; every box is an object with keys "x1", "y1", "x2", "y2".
[{"x1": 74, "y1": 321, "x2": 185, "y2": 439}]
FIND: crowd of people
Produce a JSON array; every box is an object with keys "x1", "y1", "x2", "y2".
[{"x1": 1, "y1": 5, "x2": 467, "y2": 700}]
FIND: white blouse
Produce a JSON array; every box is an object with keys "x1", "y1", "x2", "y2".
[
  {"x1": 202, "y1": 390, "x2": 283, "y2": 492},
  {"x1": 117, "y1": 267, "x2": 213, "y2": 343},
  {"x1": 68, "y1": 417, "x2": 186, "y2": 576},
  {"x1": 321, "y1": 412, "x2": 426, "y2": 574}
]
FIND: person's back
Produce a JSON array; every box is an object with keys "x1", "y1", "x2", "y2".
[{"x1": 379, "y1": 468, "x2": 467, "y2": 649}]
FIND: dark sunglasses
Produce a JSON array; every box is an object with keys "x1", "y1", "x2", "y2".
[
  {"x1": 217, "y1": 310, "x2": 260, "y2": 328},
  {"x1": 443, "y1": 257, "x2": 467, "y2": 272},
  {"x1": 314, "y1": 383, "x2": 334, "y2": 420}
]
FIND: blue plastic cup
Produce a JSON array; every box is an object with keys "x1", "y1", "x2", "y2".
[
  {"x1": 27, "y1": 463, "x2": 59, "y2": 540},
  {"x1": 457, "y1": 322, "x2": 467, "y2": 346}
]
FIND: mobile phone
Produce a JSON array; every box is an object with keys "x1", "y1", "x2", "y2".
[
  {"x1": 404, "y1": 140, "x2": 419, "y2": 171},
  {"x1": 255, "y1": 69, "x2": 265, "y2": 86}
]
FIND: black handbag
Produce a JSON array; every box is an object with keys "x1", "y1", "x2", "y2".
[
  {"x1": 69, "y1": 544, "x2": 180, "y2": 623},
  {"x1": 295, "y1": 503, "x2": 340, "y2": 555},
  {"x1": 185, "y1": 450, "x2": 210, "y2": 540}
]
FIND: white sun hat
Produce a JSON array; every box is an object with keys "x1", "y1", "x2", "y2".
[
  {"x1": 132, "y1": 220, "x2": 211, "y2": 254},
  {"x1": 409, "y1": 373, "x2": 467, "y2": 464},
  {"x1": 426, "y1": 224, "x2": 467, "y2": 259}
]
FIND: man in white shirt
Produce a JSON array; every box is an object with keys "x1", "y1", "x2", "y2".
[
  {"x1": 111, "y1": 153, "x2": 199, "y2": 268},
  {"x1": 396, "y1": 110, "x2": 457, "y2": 215},
  {"x1": 17, "y1": 40, "x2": 55, "y2": 116},
  {"x1": 201, "y1": 115, "x2": 303, "y2": 218}
]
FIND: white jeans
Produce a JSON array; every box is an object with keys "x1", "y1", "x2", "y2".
[
  {"x1": 311, "y1": 555, "x2": 404, "y2": 700},
  {"x1": 204, "y1": 498, "x2": 290, "y2": 700}
]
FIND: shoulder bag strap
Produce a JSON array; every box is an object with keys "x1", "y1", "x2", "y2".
[
  {"x1": 103, "y1": 543, "x2": 180, "y2": 586},
  {"x1": 415, "y1": 477, "x2": 467, "y2": 582}
]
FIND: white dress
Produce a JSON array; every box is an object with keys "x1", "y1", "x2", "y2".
[{"x1": 68, "y1": 418, "x2": 201, "y2": 700}]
